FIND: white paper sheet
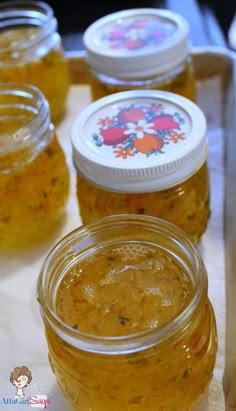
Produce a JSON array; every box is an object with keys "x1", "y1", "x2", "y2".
[{"x1": 0, "y1": 80, "x2": 226, "y2": 410}]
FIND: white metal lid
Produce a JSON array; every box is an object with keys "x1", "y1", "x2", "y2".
[
  {"x1": 71, "y1": 90, "x2": 208, "y2": 193},
  {"x1": 83, "y1": 8, "x2": 190, "y2": 79}
]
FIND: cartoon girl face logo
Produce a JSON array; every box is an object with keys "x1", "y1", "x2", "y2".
[{"x1": 10, "y1": 366, "x2": 32, "y2": 399}]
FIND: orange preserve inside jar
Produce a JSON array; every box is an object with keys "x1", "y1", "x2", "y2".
[
  {"x1": 71, "y1": 90, "x2": 210, "y2": 243},
  {"x1": 0, "y1": 83, "x2": 69, "y2": 248},
  {"x1": 37, "y1": 214, "x2": 218, "y2": 411},
  {"x1": 0, "y1": 0, "x2": 69, "y2": 121},
  {"x1": 83, "y1": 8, "x2": 196, "y2": 102}
]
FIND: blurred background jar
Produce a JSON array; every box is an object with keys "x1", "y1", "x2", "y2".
[
  {"x1": 83, "y1": 8, "x2": 196, "y2": 102},
  {"x1": 0, "y1": 0, "x2": 69, "y2": 122},
  {"x1": 71, "y1": 89, "x2": 210, "y2": 243},
  {"x1": 37, "y1": 214, "x2": 217, "y2": 411},
  {"x1": 0, "y1": 83, "x2": 69, "y2": 248}
]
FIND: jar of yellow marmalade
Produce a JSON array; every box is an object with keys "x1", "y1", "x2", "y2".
[
  {"x1": 71, "y1": 90, "x2": 210, "y2": 243},
  {"x1": 37, "y1": 214, "x2": 218, "y2": 411},
  {"x1": 83, "y1": 8, "x2": 196, "y2": 102},
  {"x1": 0, "y1": 83, "x2": 69, "y2": 248},
  {"x1": 0, "y1": 0, "x2": 69, "y2": 121}
]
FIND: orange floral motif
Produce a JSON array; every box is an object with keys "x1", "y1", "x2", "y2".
[
  {"x1": 97, "y1": 117, "x2": 114, "y2": 127},
  {"x1": 167, "y1": 131, "x2": 185, "y2": 143},
  {"x1": 150, "y1": 103, "x2": 164, "y2": 113},
  {"x1": 113, "y1": 146, "x2": 134, "y2": 159},
  {"x1": 133, "y1": 134, "x2": 164, "y2": 154}
]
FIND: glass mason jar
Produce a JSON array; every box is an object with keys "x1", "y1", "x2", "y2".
[
  {"x1": 0, "y1": 83, "x2": 69, "y2": 248},
  {"x1": 71, "y1": 90, "x2": 210, "y2": 243},
  {"x1": 0, "y1": 0, "x2": 69, "y2": 121},
  {"x1": 37, "y1": 214, "x2": 218, "y2": 411},
  {"x1": 83, "y1": 8, "x2": 196, "y2": 102}
]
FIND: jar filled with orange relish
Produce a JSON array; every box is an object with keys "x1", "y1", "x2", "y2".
[
  {"x1": 71, "y1": 90, "x2": 210, "y2": 243},
  {"x1": 0, "y1": 0, "x2": 69, "y2": 121},
  {"x1": 0, "y1": 83, "x2": 69, "y2": 248},
  {"x1": 37, "y1": 214, "x2": 218, "y2": 411},
  {"x1": 83, "y1": 8, "x2": 196, "y2": 102}
]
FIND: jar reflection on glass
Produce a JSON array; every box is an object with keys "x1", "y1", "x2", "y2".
[
  {"x1": 0, "y1": 83, "x2": 69, "y2": 248},
  {"x1": 71, "y1": 90, "x2": 210, "y2": 243},
  {"x1": 0, "y1": 0, "x2": 69, "y2": 121},
  {"x1": 83, "y1": 8, "x2": 196, "y2": 102},
  {"x1": 37, "y1": 214, "x2": 217, "y2": 411}
]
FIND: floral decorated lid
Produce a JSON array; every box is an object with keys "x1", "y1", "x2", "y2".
[
  {"x1": 71, "y1": 90, "x2": 207, "y2": 193},
  {"x1": 83, "y1": 8, "x2": 190, "y2": 79}
]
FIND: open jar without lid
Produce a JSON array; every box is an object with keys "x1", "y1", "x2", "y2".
[
  {"x1": 37, "y1": 214, "x2": 217, "y2": 411},
  {"x1": 83, "y1": 8, "x2": 196, "y2": 101},
  {"x1": 0, "y1": 0, "x2": 69, "y2": 121},
  {"x1": 0, "y1": 83, "x2": 69, "y2": 248},
  {"x1": 71, "y1": 89, "x2": 210, "y2": 243}
]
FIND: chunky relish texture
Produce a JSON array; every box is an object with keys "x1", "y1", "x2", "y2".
[
  {"x1": 77, "y1": 163, "x2": 210, "y2": 243},
  {"x1": 0, "y1": 26, "x2": 69, "y2": 121},
  {"x1": 46, "y1": 241, "x2": 217, "y2": 410}
]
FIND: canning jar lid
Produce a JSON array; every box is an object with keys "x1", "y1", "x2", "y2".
[
  {"x1": 83, "y1": 8, "x2": 190, "y2": 79},
  {"x1": 71, "y1": 90, "x2": 208, "y2": 193}
]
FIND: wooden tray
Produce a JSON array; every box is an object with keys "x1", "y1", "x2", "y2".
[{"x1": 0, "y1": 47, "x2": 235, "y2": 410}]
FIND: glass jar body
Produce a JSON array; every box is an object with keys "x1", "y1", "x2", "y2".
[
  {"x1": 46, "y1": 299, "x2": 217, "y2": 411},
  {"x1": 76, "y1": 162, "x2": 210, "y2": 243},
  {"x1": 37, "y1": 215, "x2": 217, "y2": 411},
  {"x1": 0, "y1": 1, "x2": 69, "y2": 121},
  {"x1": 0, "y1": 136, "x2": 69, "y2": 247},
  {"x1": 88, "y1": 57, "x2": 196, "y2": 102},
  {"x1": 0, "y1": 84, "x2": 69, "y2": 248}
]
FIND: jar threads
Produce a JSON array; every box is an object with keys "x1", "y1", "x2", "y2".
[
  {"x1": 0, "y1": 0, "x2": 69, "y2": 121},
  {"x1": 0, "y1": 83, "x2": 69, "y2": 247}
]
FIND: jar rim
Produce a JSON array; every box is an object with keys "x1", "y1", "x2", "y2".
[
  {"x1": 37, "y1": 214, "x2": 208, "y2": 355},
  {"x1": 0, "y1": 82, "x2": 52, "y2": 172},
  {"x1": 0, "y1": 0, "x2": 56, "y2": 53}
]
